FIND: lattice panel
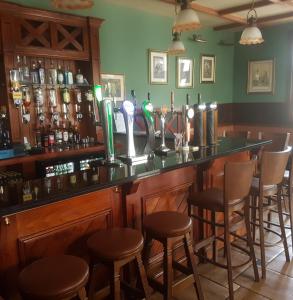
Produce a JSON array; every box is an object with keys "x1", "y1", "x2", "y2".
[
  {"x1": 18, "y1": 19, "x2": 51, "y2": 48},
  {"x1": 56, "y1": 24, "x2": 84, "y2": 52}
]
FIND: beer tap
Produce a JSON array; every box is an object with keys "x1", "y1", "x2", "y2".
[
  {"x1": 206, "y1": 102, "x2": 218, "y2": 146},
  {"x1": 141, "y1": 91, "x2": 155, "y2": 157},
  {"x1": 118, "y1": 94, "x2": 148, "y2": 165},
  {"x1": 155, "y1": 104, "x2": 173, "y2": 156},
  {"x1": 94, "y1": 85, "x2": 121, "y2": 166},
  {"x1": 193, "y1": 93, "x2": 207, "y2": 148},
  {"x1": 182, "y1": 94, "x2": 196, "y2": 151}
]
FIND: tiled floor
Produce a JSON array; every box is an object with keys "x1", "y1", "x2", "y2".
[{"x1": 150, "y1": 217, "x2": 293, "y2": 300}]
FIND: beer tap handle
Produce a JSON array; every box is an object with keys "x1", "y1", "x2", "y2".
[
  {"x1": 147, "y1": 92, "x2": 151, "y2": 101},
  {"x1": 171, "y1": 91, "x2": 175, "y2": 114},
  {"x1": 197, "y1": 93, "x2": 201, "y2": 105},
  {"x1": 186, "y1": 94, "x2": 190, "y2": 106}
]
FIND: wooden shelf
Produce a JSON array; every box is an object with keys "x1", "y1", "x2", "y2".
[{"x1": 0, "y1": 144, "x2": 105, "y2": 168}]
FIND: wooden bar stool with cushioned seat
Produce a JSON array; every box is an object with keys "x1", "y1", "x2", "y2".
[
  {"x1": 250, "y1": 148, "x2": 291, "y2": 279},
  {"x1": 18, "y1": 255, "x2": 89, "y2": 300},
  {"x1": 188, "y1": 161, "x2": 259, "y2": 300},
  {"x1": 143, "y1": 211, "x2": 204, "y2": 300},
  {"x1": 87, "y1": 228, "x2": 150, "y2": 300}
]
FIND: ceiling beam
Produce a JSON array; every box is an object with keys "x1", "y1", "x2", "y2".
[
  {"x1": 214, "y1": 10, "x2": 293, "y2": 31},
  {"x1": 218, "y1": 0, "x2": 272, "y2": 15},
  {"x1": 160, "y1": 0, "x2": 246, "y2": 24},
  {"x1": 269, "y1": 0, "x2": 293, "y2": 8}
]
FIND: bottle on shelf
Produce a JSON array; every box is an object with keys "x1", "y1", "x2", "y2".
[
  {"x1": 37, "y1": 60, "x2": 45, "y2": 84},
  {"x1": 0, "y1": 106, "x2": 11, "y2": 149},
  {"x1": 31, "y1": 63, "x2": 39, "y2": 84},
  {"x1": 16, "y1": 55, "x2": 24, "y2": 82},
  {"x1": 73, "y1": 126, "x2": 81, "y2": 145},
  {"x1": 41, "y1": 126, "x2": 49, "y2": 148},
  {"x1": 64, "y1": 66, "x2": 73, "y2": 85},
  {"x1": 68, "y1": 122, "x2": 74, "y2": 144},
  {"x1": 48, "y1": 125, "x2": 55, "y2": 148},
  {"x1": 35, "y1": 128, "x2": 42, "y2": 148},
  {"x1": 48, "y1": 62, "x2": 57, "y2": 85},
  {"x1": 55, "y1": 126, "x2": 63, "y2": 145},
  {"x1": 22, "y1": 56, "x2": 30, "y2": 83},
  {"x1": 62, "y1": 122, "x2": 69, "y2": 145},
  {"x1": 62, "y1": 87, "x2": 71, "y2": 104},
  {"x1": 76, "y1": 69, "x2": 84, "y2": 85},
  {"x1": 57, "y1": 65, "x2": 64, "y2": 85}
]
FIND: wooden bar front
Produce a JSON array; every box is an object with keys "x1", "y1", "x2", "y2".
[{"x1": 0, "y1": 149, "x2": 249, "y2": 299}]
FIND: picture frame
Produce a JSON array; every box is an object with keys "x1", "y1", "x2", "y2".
[
  {"x1": 149, "y1": 50, "x2": 168, "y2": 85},
  {"x1": 176, "y1": 57, "x2": 194, "y2": 88},
  {"x1": 200, "y1": 55, "x2": 216, "y2": 83},
  {"x1": 247, "y1": 59, "x2": 275, "y2": 94},
  {"x1": 100, "y1": 73, "x2": 125, "y2": 101}
]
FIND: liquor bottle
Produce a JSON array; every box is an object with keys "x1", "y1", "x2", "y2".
[
  {"x1": 37, "y1": 60, "x2": 45, "y2": 84},
  {"x1": 73, "y1": 126, "x2": 81, "y2": 144},
  {"x1": 16, "y1": 55, "x2": 24, "y2": 82},
  {"x1": 31, "y1": 63, "x2": 39, "y2": 84},
  {"x1": 48, "y1": 63, "x2": 57, "y2": 85},
  {"x1": 0, "y1": 107, "x2": 11, "y2": 149},
  {"x1": 35, "y1": 128, "x2": 42, "y2": 147},
  {"x1": 41, "y1": 126, "x2": 49, "y2": 148},
  {"x1": 48, "y1": 125, "x2": 55, "y2": 147},
  {"x1": 64, "y1": 66, "x2": 73, "y2": 85},
  {"x1": 62, "y1": 88, "x2": 71, "y2": 104},
  {"x1": 55, "y1": 126, "x2": 63, "y2": 145},
  {"x1": 62, "y1": 122, "x2": 69, "y2": 144},
  {"x1": 22, "y1": 56, "x2": 30, "y2": 83},
  {"x1": 76, "y1": 69, "x2": 84, "y2": 85},
  {"x1": 57, "y1": 65, "x2": 64, "y2": 85},
  {"x1": 68, "y1": 122, "x2": 74, "y2": 144}
]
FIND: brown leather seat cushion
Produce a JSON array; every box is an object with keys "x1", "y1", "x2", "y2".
[
  {"x1": 143, "y1": 211, "x2": 192, "y2": 238},
  {"x1": 190, "y1": 189, "x2": 225, "y2": 212},
  {"x1": 250, "y1": 177, "x2": 277, "y2": 196},
  {"x1": 189, "y1": 189, "x2": 243, "y2": 212},
  {"x1": 18, "y1": 255, "x2": 89, "y2": 300},
  {"x1": 87, "y1": 228, "x2": 144, "y2": 261}
]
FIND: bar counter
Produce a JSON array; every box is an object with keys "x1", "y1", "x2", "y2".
[
  {"x1": 0, "y1": 137, "x2": 269, "y2": 217},
  {"x1": 0, "y1": 137, "x2": 270, "y2": 298}
]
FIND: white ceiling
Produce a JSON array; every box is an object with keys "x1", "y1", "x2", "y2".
[{"x1": 104, "y1": 0, "x2": 293, "y2": 29}]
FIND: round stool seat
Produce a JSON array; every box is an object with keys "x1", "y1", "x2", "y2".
[
  {"x1": 18, "y1": 255, "x2": 89, "y2": 300},
  {"x1": 143, "y1": 211, "x2": 192, "y2": 238},
  {"x1": 87, "y1": 228, "x2": 144, "y2": 261}
]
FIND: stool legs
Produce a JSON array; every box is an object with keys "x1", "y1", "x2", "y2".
[
  {"x1": 224, "y1": 213, "x2": 234, "y2": 300},
  {"x1": 135, "y1": 253, "x2": 151, "y2": 298},
  {"x1": 184, "y1": 232, "x2": 204, "y2": 300},
  {"x1": 288, "y1": 184, "x2": 293, "y2": 252},
  {"x1": 277, "y1": 190, "x2": 290, "y2": 262},
  {"x1": 78, "y1": 287, "x2": 88, "y2": 300},
  {"x1": 110, "y1": 263, "x2": 121, "y2": 300},
  {"x1": 163, "y1": 239, "x2": 173, "y2": 300}
]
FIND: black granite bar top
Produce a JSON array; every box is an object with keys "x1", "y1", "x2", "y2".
[{"x1": 0, "y1": 137, "x2": 270, "y2": 217}]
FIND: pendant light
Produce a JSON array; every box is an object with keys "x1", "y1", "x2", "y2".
[
  {"x1": 173, "y1": 0, "x2": 201, "y2": 32},
  {"x1": 239, "y1": 0, "x2": 264, "y2": 45},
  {"x1": 168, "y1": 32, "x2": 186, "y2": 56},
  {"x1": 52, "y1": 0, "x2": 94, "y2": 10}
]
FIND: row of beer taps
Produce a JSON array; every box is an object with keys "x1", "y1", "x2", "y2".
[{"x1": 94, "y1": 85, "x2": 218, "y2": 166}]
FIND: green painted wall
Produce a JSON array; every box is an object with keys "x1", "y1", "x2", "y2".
[
  {"x1": 7, "y1": 0, "x2": 235, "y2": 106},
  {"x1": 233, "y1": 23, "x2": 293, "y2": 103}
]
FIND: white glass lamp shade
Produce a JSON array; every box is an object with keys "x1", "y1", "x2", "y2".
[
  {"x1": 173, "y1": 8, "x2": 201, "y2": 32},
  {"x1": 239, "y1": 26, "x2": 264, "y2": 45},
  {"x1": 52, "y1": 0, "x2": 94, "y2": 9},
  {"x1": 168, "y1": 40, "x2": 186, "y2": 55}
]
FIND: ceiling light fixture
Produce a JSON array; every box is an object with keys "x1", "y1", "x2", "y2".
[
  {"x1": 173, "y1": 0, "x2": 201, "y2": 32},
  {"x1": 168, "y1": 32, "x2": 186, "y2": 56},
  {"x1": 52, "y1": 0, "x2": 94, "y2": 10},
  {"x1": 239, "y1": 0, "x2": 264, "y2": 45}
]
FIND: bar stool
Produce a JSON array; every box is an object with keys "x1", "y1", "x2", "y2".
[
  {"x1": 143, "y1": 211, "x2": 204, "y2": 300},
  {"x1": 250, "y1": 148, "x2": 291, "y2": 279},
  {"x1": 18, "y1": 255, "x2": 89, "y2": 300},
  {"x1": 87, "y1": 228, "x2": 150, "y2": 300},
  {"x1": 188, "y1": 161, "x2": 259, "y2": 300}
]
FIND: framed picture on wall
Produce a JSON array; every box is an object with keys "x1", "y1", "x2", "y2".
[
  {"x1": 149, "y1": 50, "x2": 168, "y2": 84},
  {"x1": 247, "y1": 59, "x2": 275, "y2": 94},
  {"x1": 200, "y1": 55, "x2": 216, "y2": 83},
  {"x1": 176, "y1": 57, "x2": 194, "y2": 88},
  {"x1": 100, "y1": 73, "x2": 125, "y2": 101}
]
